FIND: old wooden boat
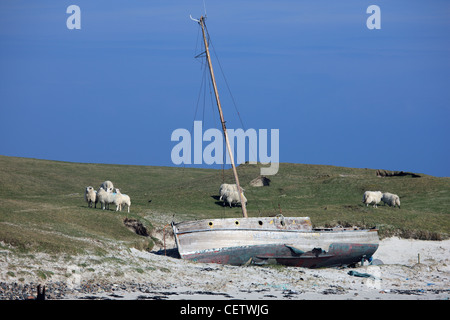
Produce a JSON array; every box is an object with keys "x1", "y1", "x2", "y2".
[
  {"x1": 172, "y1": 216, "x2": 378, "y2": 268},
  {"x1": 172, "y1": 16, "x2": 379, "y2": 268}
]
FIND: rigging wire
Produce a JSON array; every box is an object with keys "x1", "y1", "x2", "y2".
[
  {"x1": 191, "y1": 59, "x2": 206, "y2": 133},
  {"x1": 203, "y1": 23, "x2": 246, "y2": 131},
  {"x1": 203, "y1": 22, "x2": 259, "y2": 165}
]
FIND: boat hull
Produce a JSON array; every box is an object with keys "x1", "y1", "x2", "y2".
[{"x1": 172, "y1": 217, "x2": 379, "y2": 268}]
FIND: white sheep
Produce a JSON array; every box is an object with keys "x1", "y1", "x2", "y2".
[
  {"x1": 220, "y1": 184, "x2": 247, "y2": 208},
  {"x1": 223, "y1": 190, "x2": 247, "y2": 208},
  {"x1": 382, "y1": 192, "x2": 401, "y2": 208},
  {"x1": 97, "y1": 187, "x2": 115, "y2": 210},
  {"x1": 113, "y1": 188, "x2": 131, "y2": 213},
  {"x1": 84, "y1": 186, "x2": 97, "y2": 208},
  {"x1": 219, "y1": 183, "x2": 244, "y2": 201},
  {"x1": 362, "y1": 191, "x2": 382, "y2": 208},
  {"x1": 100, "y1": 180, "x2": 114, "y2": 191}
]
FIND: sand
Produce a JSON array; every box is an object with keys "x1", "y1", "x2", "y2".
[{"x1": 1, "y1": 235, "x2": 449, "y2": 300}]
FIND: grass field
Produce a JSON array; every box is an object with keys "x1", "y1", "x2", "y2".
[{"x1": 0, "y1": 155, "x2": 448, "y2": 256}]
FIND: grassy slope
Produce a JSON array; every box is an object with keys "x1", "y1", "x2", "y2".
[{"x1": 0, "y1": 155, "x2": 448, "y2": 255}]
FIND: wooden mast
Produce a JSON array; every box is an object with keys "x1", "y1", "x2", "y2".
[{"x1": 199, "y1": 16, "x2": 248, "y2": 218}]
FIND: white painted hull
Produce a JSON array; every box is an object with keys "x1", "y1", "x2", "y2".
[{"x1": 172, "y1": 217, "x2": 379, "y2": 267}]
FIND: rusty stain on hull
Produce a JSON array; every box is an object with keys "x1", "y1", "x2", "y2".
[{"x1": 181, "y1": 243, "x2": 379, "y2": 268}]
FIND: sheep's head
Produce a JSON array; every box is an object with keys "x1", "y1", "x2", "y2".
[
  {"x1": 106, "y1": 187, "x2": 113, "y2": 193},
  {"x1": 115, "y1": 188, "x2": 121, "y2": 194}
]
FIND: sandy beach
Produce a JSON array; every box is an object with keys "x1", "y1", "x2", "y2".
[{"x1": 1, "y1": 232, "x2": 449, "y2": 301}]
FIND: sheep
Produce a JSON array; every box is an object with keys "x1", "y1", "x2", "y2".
[
  {"x1": 96, "y1": 187, "x2": 115, "y2": 210},
  {"x1": 219, "y1": 184, "x2": 247, "y2": 208},
  {"x1": 219, "y1": 183, "x2": 244, "y2": 201},
  {"x1": 100, "y1": 180, "x2": 114, "y2": 191},
  {"x1": 219, "y1": 183, "x2": 230, "y2": 201},
  {"x1": 382, "y1": 192, "x2": 401, "y2": 208},
  {"x1": 113, "y1": 188, "x2": 131, "y2": 213},
  {"x1": 362, "y1": 191, "x2": 382, "y2": 208},
  {"x1": 223, "y1": 189, "x2": 247, "y2": 208},
  {"x1": 84, "y1": 186, "x2": 97, "y2": 208}
]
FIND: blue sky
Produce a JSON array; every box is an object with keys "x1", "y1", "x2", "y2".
[{"x1": 0, "y1": 1, "x2": 449, "y2": 177}]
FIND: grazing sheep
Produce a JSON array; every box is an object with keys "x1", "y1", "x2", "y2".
[
  {"x1": 100, "y1": 180, "x2": 114, "y2": 191},
  {"x1": 219, "y1": 183, "x2": 244, "y2": 201},
  {"x1": 382, "y1": 192, "x2": 401, "y2": 208},
  {"x1": 219, "y1": 183, "x2": 229, "y2": 201},
  {"x1": 97, "y1": 187, "x2": 115, "y2": 210},
  {"x1": 84, "y1": 186, "x2": 97, "y2": 208},
  {"x1": 113, "y1": 188, "x2": 131, "y2": 213},
  {"x1": 223, "y1": 189, "x2": 247, "y2": 208},
  {"x1": 362, "y1": 191, "x2": 382, "y2": 208},
  {"x1": 219, "y1": 184, "x2": 247, "y2": 208}
]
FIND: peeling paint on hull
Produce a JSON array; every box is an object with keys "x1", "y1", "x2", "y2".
[
  {"x1": 272, "y1": 243, "x2": 379, "y2": 268},
  {"x1": 172, "y1": 217, "x2": 379, "y2": 268},
  {"x1": 180, "y1": 243, "x2": 378, "y2": 268}
]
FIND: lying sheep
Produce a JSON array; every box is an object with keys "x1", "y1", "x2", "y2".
[
  {"x1": 97, "y1": 187, "x2": 115, "y2": 210},
  {"x1": 114, "y1": 188, "x2": 131, "y2": 213},
  {"x1": 84, "y1": 186, "x2": 97, "y2": 208},
  {"x1": 382, "y1": 192, "x2": 401, "y2": 208},
  {"x1": 363, "y1": 191, "x2": 382, "y2": 208},
  {"x1": 220, "y1": 184, "x2": 247, "y2": 208}
]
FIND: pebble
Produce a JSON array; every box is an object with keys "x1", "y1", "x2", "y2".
[{"x1": 0, "y1": 280, "x2": 160, "y2": 300}]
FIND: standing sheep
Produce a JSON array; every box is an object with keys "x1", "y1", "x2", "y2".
[
  {"x1": 381, "y1": 192, "x2": 401, "y2": 208},
  {"x1": 97, "y1": 187, "x2": 115, "y2": 210},
  {"x1": 113, "y1": 188, "x2": 131, "y2": 213},
  {"x1": 219, "y1": 184, "x2": 244, "y2": 201},
  {"x1": 84, "y1": 186, "x2": 97, "y2": 208},
  {"x1": 219, "y1": 184, "x2": 247, "y2": 208},
  {"x1": 223, "y1": 189, "x2": 247, "y2": 208},
  {"x1": 362, "y1": 191, "x2": 382, "y2": 208},
  {"x1": 100, "y1": 180, "x2": 114, "y2": 191}
]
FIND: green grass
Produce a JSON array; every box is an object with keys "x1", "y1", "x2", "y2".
[{"x1": 0, "y1": 155, "x2": 449, "y2": 256}]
